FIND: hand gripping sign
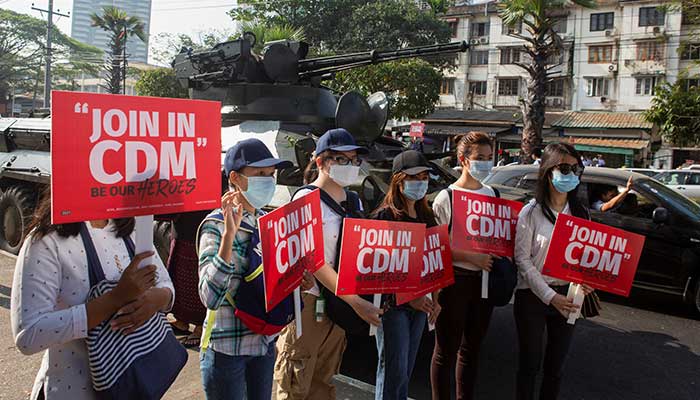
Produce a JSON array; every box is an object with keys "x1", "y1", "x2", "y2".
[
  {"x1": 395, "y1": 224, "x2": 454, "y2": 305},
  {"x1": 336, "y1": 218, "x2": 425, "y2": 296},
  {"x1": 259, "y1": 189, "x2": 325, "y2": 311},
  {"x1": 51, "y1": 91, "x2": 221, "y2": 224}
]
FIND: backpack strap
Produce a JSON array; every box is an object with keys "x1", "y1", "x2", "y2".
[{"x1": 79, "y1": 223, "x2": 106, "y2": 288}]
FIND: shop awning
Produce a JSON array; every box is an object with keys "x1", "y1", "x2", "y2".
[
  {"x1": 567, "y1": 137, "x2": 650, "y2": 155},
  {"x1": 423, "y1": 124, "x2": 512, "y2": 136}
]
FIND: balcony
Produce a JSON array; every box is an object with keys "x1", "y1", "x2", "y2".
[{"x1": 623, "y1": 59, "x2": 667, "y2": 76}]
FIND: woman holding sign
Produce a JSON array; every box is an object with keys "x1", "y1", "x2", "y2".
[
  {"x1": 274, "y1": 128, "x2": 383, "y2": 400},
  {"x1": 513, "y1": 143, "x2": 594, "y2": 400},
  {"x1": 430, "y1": 131, "x2": 498, "y2": 400},
  {"x1": 371, "y1": 150, "x2": 440, "y2": 400}
]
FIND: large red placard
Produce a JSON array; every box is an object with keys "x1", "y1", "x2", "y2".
[
  {"x1": 395, "y1": 224, "x2": 455, "y2": 305},
  {"x1": 542, "y1": 214, "x2": 645, "y2": 297},
  {"x1": 451, "y1": 191, "x2": 523, "y2": 257},
  {"x1": 336, "y1": 218, "x2": 425, "y2": 296},
  {"x1": 51, "y1": 91, "x2": 221, "y2": 223},
  {"x1": 259, "y1": 189, "x2": 325, "y2": 311}
]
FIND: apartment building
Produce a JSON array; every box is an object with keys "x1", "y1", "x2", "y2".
[{"x1": 440, "y1": 0, "x2": 697, "y2": 113}]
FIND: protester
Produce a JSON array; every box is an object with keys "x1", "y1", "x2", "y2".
[
  {"x1": 531, "y1": 148, "x2": 542, "y2": 165},
  {"x1": 591, "y1": 177, "x2": 633, "y2": 212},
  {"x1": 11, "y1": 187, "x2": 174, "y2": 400},
  {"x1": 198, "y1": 138, "x2": 314, "y2": 400},
  {"x1": 371, "y1": 150, "x2": 441, "y2": 400},
  {"x1": 430, "y1": 131, "x2": 498, "y2": 400},
  {"x1": 410, "y1": 137, "x2": 425, "y2": 153},
  {"x1": 513, "y1": 142, "x2": 595, "y2": 400},
  {"x1": 274, "y1": 128, "x2": 383, "y2": 400}
]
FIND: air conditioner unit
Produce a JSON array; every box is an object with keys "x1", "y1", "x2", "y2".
[
  {"x1": 600, "y1": 96, "x2": 608, "y2": 103},
  {"x1": 470, "y1": 38, "x2": 480, "y2": 45},
  {"x1": 605, "y1": 29, "x2": 615, "y2": 37},
  {"x1": 479, "y1": 37, "x2": 489, "y2": 45},
  {"x1": 653, "y1": 26, "x2": 662, "y2": 34},
  {"x1": 608, "y1": 63, "x2": 618, "y2": 73},
  {"x1": 553, "y1": 98, "x2": 563, "y2": 107}
]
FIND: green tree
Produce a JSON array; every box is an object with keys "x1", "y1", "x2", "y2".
[
  {"x1": 91, "y1": 6, "x2": 146, "y2": 94},
  {"x1": 499, "y1": 0, "x2": 596, "y2": 162},
  {"x1": 135, "y1": 68, "x2": 188, "y2": 98},
  {"x1": 150, "y1": 30, "x2": 232, "y2": 66},
  {"x1": 236, "y1": 21, "x2": 306, "y2": 53},
  {"x1": 644, "y1": 77, "x2": 700, "y2": 147}
]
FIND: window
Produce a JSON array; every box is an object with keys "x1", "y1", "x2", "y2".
[
  {"x1": 639, "y1": 7, "x2": 665, "y2": 27},
  {"x1": 590, "y1": 12, "x2": 614, "y2": 31},
  {"x1": 448, "y1": 20, "x2": 459, "y2": 37},
  {"x1": 635, "y1": 77, "x2": 658, "y2": 95},
  {"x1": 545, "y1": 78, "x2": 565, "y2": 97},
  {"x1": 687, "y1": 173, "x2": 700, "y2": 185},
  {"x1": 500, "y1": 47, "x2": 521, "y2": 64},
  {"x1": 655, "y1": 172, "x2": 687, "y2": 185},
  {"x1": 469, "y1": 50, "x2": 489, "y2": 65},
  {"x1": 636, "y1": 41, "x2": 664, "y2": 61},
  {"x1": 498, "y1": 78, "x2": 519, "y2": 96},
  {"x1": 682, "y1": 78, "x2": 700, "y2": 91},
  {"x1": 469, "y1": 81, "x2": 488, "y2": 95},
  {"x1": 681, "y1": 43, "x2": 700, "y2": 60},
  {"x1": 586, "y1": 78, "x2": 610, "y2": 97},
  {"x1": 682, "y1": 4, "x2": 700, "y2": 25},
  {"x1": 546, "y1": 50, "x2": 565, "y2": 65},
  {"x1": 588, "y1": 45, "x2": 613, "y2": 63},
  {"x1": 470, "y1": 22, "x2": 489, "y2": 37},
  {"x1": 552, "y1": 17, "x2": 568, "y2": 34},
  {"x1": 502, "y1": 19, "x2": 523, "y2": 35},
  {"x1": 440, "y1": 78, "x2": 455, "y2": 95}
]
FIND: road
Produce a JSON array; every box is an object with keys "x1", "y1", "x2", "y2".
[{"x1": 1, "y1": 251, "x2": 698, "y2": 400}]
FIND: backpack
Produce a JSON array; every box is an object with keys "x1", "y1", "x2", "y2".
[
  {"x1": 197, "y1": 210, "x2": 297, "y2": 336},
  {"x1": 293, "y1": 185, "x2": 373, "y2": 336}
]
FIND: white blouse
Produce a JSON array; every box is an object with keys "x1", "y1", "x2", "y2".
[{"x1": 11, "y1": 222, "x2": 174, "y2": 400}]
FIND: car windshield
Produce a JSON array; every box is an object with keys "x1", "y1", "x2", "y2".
[{"x1": 638, "y1": 179, "x2": 700, "y2": 222}]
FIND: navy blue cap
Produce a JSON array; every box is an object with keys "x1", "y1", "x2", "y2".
[
  {"x1": 224, "y1": 138, "x2": 293, "y2": 175},
  {"x1": 315, "y1": 128, "x2": 368, "y2": 155}
]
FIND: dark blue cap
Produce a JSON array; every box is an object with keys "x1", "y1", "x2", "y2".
[
  {"x1": 315, "y1": 128, "x2": 368, "y2": 156},
  {"x1": 224, "y1": 138, "x2": 293, "y2": 175}
]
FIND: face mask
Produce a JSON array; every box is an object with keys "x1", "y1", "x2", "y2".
[
  {"x1": 239, "y1": 176, "x2": 276, "y2": 209},
  {"x1": 551, "y1": 169, "x2": 580, "y2": 193},
  {"x1": 467, "y1": 160, "x2": 493, "y2": 182},
  {"x1": 403, "y1": 180, "x2": 428, "y2": 201},
  {"x1": 328, "y1": 164, "x2": 360, "y2": 187}
]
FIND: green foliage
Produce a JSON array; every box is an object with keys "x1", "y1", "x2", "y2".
[
  {"x1": 644, "y1": 77, "x2": 700, "y2": 147},
  {"x1": 331, "y1": 59, "x2": 442, "y2": 119},
  {"x1": 235, "y1": 21, "x2": 306, "y2": 53},
  {"x1": 135, "y1": 68, "x2": 188, "y2": 99},
  {"x1": 151, "y1": 30, "x2": 232, "y2": 66}
]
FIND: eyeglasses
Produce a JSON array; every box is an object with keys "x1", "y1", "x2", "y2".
[
  {"x1": 555, "y1": 163, "x2": 584, "y2": 177},
  {"x1": 326, "y1": 155, "x2": 362, "y2": 166}
]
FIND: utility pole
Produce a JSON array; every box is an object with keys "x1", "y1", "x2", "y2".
[
  {"x1": 122, "y1": 25, "x2": 127, "y2": 95},
  {"x1": 31, "y1": 1, "x2": 70, "y2": 109}
]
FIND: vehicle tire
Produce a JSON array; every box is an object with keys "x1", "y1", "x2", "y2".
[
  {"x1": 0, "y1": 186, "x2": 35, "y2": 255},
  {"x1": 153, "y1": 220, "x2": 173, "y2": 265}
]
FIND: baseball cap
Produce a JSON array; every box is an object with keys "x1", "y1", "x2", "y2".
[
  {"x1": 224, "y1": 138, "x2": 293, "y2": 175},
  {"x1": 315, "y1": 128, "x2": 368, "y2": 155},
  {"x1": 392, "y1": 150, "x2": 433, "y2": 175}
]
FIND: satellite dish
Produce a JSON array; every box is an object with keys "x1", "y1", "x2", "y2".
[{"x1": 336, "y1": 91, "x2": 387, "y2": 144}]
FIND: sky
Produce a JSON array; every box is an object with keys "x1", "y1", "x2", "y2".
[{"x1": 0, "y1": 0, "x2": 238, "y2": 64}]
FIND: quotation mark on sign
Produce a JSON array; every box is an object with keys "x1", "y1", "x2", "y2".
[
  {"x1": 565, "y1": 220, "x2": 574, "y2": 227},
  {"x1": 354, "y1": 225, "x2": 361, "y2": 233},
  {"x1": 197, "y1": 137, "x2": 208, "y2": 147},
  {"x1": 73, "y1": 102, "x2": 89, "y2": 114}
]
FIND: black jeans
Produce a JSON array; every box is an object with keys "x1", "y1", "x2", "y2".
[{"x1": 513, "y1": 288, "x2": 575, "y2": 400}]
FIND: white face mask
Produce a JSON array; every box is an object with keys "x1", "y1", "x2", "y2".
[{"x1": 328, "y1": 164, "x2": 360, "y2": 187}]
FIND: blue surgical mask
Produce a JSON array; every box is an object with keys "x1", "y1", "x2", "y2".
[
  {"x1": 468, "y1": 160, "x2": 493, "y2": 182},
  {"x1": 551, "y1": 169, "x2": 580, "y2": 193},
  {"x1": 403, "y1": 180, "x2": 429, "y2": 201},
  {"x1": 240, "y1": 176, "x2": 276, "y2": 209}
]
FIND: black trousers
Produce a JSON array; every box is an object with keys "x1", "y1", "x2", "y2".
[{"x1": 513, "y1": 287, "x2": 575, "y2": 400}]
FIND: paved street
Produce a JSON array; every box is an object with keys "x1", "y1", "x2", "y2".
[{"x1": 1, "y1": 251, "x2": 698, "y2": 400}]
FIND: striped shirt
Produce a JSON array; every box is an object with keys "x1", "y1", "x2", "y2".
[{"x1": 198, "y1": 208, "x2": 276, "y2": 356}]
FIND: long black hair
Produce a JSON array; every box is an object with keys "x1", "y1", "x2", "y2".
[
  {"x1": 28, "y1": 185, "x2": 135, "y2": 241},
  {"x1": 371, "y1": 171, "x2": 437, "y2": 225},
  {"x1": 535, "y1": 142, "x2": 589, "y2": 224}
]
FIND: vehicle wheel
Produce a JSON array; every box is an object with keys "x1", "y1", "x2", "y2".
[
  {"x1": 0, "y1": 186, "x2": 35, "y2": 254},
  {"x1": 153, "y1": 220, "x2": 173, "y2": 265}
]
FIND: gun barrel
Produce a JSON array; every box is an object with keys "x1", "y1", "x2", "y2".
[{"x1": 298, "y1": 41, "x2": 467, "y2": 77}]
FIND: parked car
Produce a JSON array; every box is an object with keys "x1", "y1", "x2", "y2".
[
  {"x1": 483, "y1": 165, "x2": 700, "y2": 314},
  {"x1": 622, "y1": 167, "x2": 664, "y2": 177},
  {"x1": 652, "y1": 170, "x2": 700, "y2": 201}
]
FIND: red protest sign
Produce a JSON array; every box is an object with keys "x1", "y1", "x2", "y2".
[
  {"x1": 542, "y1": 214, "x2": 645, "y2": 297},
  {"x1": 336, "y1": 218, "x2": 425, "y2": 295},
  {"x1": 259, "y1": 189, "x2": 325, "y2": 311},
  {"x1": 451, "y1": 191, "x2": 523, "y2": 257},
  {"x1": 409, "y1": 122, "x2": 425, "y2": 138},
  {"x1": 50, "y1": 91, "x2": 221, "y2": 224},
  {"x1": 395, "y1": 225, "x2": 455, "y2": 305}
]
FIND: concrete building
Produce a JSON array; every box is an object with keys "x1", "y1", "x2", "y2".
[{"x1": 71, "y1": 0, "x2": 152, "y2": 64}]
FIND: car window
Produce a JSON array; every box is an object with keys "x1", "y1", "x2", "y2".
[
  {"x1": 655, "y1": 172, "x2": 687, "y2": 185},
  {"x1": 502, "y1": 176, "x2": 522, "y2": 187},
  {"x1": 686, "y1": 173, "x2": 700, "y2": 185},
  {"x1": 517, "y1": 178, "x2": 538, "y2": 191},
  {"x1": 638, "y1": 179, "x2": 700, "y2": 223}
]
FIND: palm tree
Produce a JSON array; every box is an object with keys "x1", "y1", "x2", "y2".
[
  {"x1": 237, "y1": 21, "x2": 306, "y2": 53},
  {"x1": 499, "y1": 0, "x2": 596, "y2": 162},
  {"x1": 91, "y1": 6, "x2": 146, "y2": 94}
]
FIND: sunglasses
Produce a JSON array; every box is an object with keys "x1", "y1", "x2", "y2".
[
  {"x1": 554, "y1": 163, "x2": 584, "y2": 176},
  {"x1": 326, "y1": 155, "x2": 363, "y2": 166}
]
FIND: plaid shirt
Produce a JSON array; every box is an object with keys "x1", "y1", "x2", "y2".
[{"x1": 198, "y1": 209, "x2": 275, "y2": 356}]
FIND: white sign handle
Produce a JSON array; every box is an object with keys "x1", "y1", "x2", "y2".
[
  {"x1": 566, "y1": 283, "x2": 585, "y2": 325},
  {"x1": 294, "y1": 287, "x2": 302, "y2": 339},
  {"x1": 481, "y1": 270, "x2": 489, "y2": 299},
  {"x1": 426, "y1": 293, "x2": 435, "y2": 331},
  {"x1": 134, "y1": 215, "x2": 154, "y2": 268},
  {"x1": 369, "y1": 294, "x2": 381, "y2": 337}
]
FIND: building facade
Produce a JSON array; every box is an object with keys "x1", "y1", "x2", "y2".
[
  {"x1": 439, "y1": 0, "x2": 698, "y2": 113},
  {"x1": 71, "y1": 0, "x2": 152, "y2": 64}
]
